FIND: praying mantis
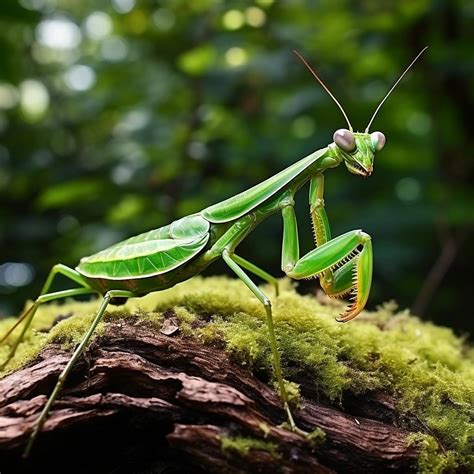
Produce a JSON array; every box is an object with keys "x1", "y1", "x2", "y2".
[{"x1": 1, "y1": 47, "x2": 427, "y2": 457}]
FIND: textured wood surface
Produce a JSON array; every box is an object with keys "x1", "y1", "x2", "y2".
[{"x1": 0, "y1": 319, "x2": 420, "y2": 473}]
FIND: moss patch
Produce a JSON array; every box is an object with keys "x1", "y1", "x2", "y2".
[
  {"x1": 1, "y1": 276, "x2": 473, "y2": 472},
  {"x1": 220, "y1": 435, "x2": 279, "y2": 459},
  {"x1": 307, "y1": 427, "x2": 326, "y2": 448}
]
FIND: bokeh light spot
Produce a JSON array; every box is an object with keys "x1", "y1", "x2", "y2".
[
  {"x1": 84, "y1": 11, "x2": 113, "y2": 40},
  {"x1": 36, "y1": 18, "x2": 82, "y2": 50},
  {"x1": 101, "y1": 36, "x2": 128, "y2": 61},
  {"x1": 114, "y1": 109, "x2": 151, "y2": 135},
  {"x1": 32, "y1": 149, "x2": 53, "y2": 167},
  {"x1": 361, "y1": 80, "x2": 388, "y2": 102},
  {"x1": 111, "y1": 164, "x2": 134, "y2": 185},
  {"x1": 112, "y1": 0, "x2": 135, "y2": 14},
  {"x1": 19, "y1": 79, "x2": 49, "y2": 120},
  {"x1": 245, "y1": 7, "x2": 266, "y2": 27},
  {"x1": 0, "y1": 114, "x2": 8, "y2": 134},
  {"x1": 407, "y1": 112, "x2": 431, "y2": 136},
  {"x1": 152, "y1": 8, "x2": 175, "y2": 31},
  {"x1": 292, "y1": 116, "x2": 316, "y2": 139},
  {"x1": 0, "y1": 83, "x2": 19, "y2": 109},
  {"x1": 178, "y1": 46, "x2": 216, "y2": 75},
  {"x1": 222, "y1": 10, "x2": 245, "y2": 30},
  {"x1": 187, "y1": 141, "x2": 208, "y2": 160},
  {"x1": 225, "y1": 47, "x2": 248, "y2": 67},
  {"x1": 19, "y1": 0, "x2": 47, "y2": 10},
  {"x1": 64, "y1": 65, "x2": 96, "y2": 91},
  {"x1": 0, "y1": 263, "x2": 34, "y2": 288},
  {"x1": 395, "y1": 177, "x2": 421, "y2": 202}
]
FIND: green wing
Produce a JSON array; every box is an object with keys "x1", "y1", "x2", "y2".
[
  {"x1": 201, "y1": 148, "x2": 327, "y2": 223},
  {"x1": 77, "y1": 214, "x2": 210, "y2": 280}
]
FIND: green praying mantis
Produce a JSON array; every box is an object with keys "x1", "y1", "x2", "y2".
[{"x1": 1, "y1": 47, "x2": 427, "y2": 457}]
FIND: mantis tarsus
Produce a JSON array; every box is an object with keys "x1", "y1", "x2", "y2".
[{"x1": 1, "y1": 47, "x2": 427, "y2": 457}]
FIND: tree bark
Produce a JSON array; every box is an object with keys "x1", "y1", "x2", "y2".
[{"x1": 0, "y1": 319, "x2": 421, "y2": 473}]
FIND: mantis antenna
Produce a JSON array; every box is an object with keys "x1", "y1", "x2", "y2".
[
  {"x1": 293, "y1": 49, "x2": 353, "y2": 132},
  {"x1": 365, "y1": 46, "x2": 428, "y2": 132}
]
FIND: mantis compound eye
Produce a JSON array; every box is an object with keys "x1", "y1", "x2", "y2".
[
  {"x1": 370, "y1": 131, "x2": 386, "y2": 151},
  {"x1": 333, "y1": 129, "x2": 356, "y2": 152}
]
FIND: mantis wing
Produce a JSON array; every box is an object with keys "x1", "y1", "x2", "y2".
[
  {"x1": 77, "y1": 214, "x2": 210, "y2": 280},
  {"x1": 201, "y1": 148, "x2": 327, "y2": 223}
]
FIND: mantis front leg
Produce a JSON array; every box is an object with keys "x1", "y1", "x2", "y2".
[
  {"x1": 281, "y1": 174, "x2": 373, "y2": 321},
  {"x1": 309, "y1": 174, "x2": 353, "y2": 298}
]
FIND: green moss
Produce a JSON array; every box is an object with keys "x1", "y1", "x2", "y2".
[
  {"x1": 279, "y1": 379, "x2": 302, "y2": 409},
  {"x1": 407, "y1": 434, "x2": 459, "y2": 473},
  {"x1": 220, "y1": 435, "x2": 279, "y2": 459},
  {"x1": 307, "y1": 427, "x2": 326, "y2": 448},
  {"x1": 1, "y1": 276, "x2": 473, "y2": 472}
]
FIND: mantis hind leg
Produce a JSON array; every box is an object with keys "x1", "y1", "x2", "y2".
[
  {"x1": 23, "y1": 289, "x2": 136, "y2": 458},
  {"x1": 222, "y1": 249, "x2": 297, "y2": 431},
  {"x1": 0, "y1": 264, "x2": 96, "y2": 369}
]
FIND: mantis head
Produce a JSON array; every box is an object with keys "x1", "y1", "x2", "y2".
[
  {"x1": 333, "y1": 129, "x2": 385, "y2": 177},
  {"x1": 293, "y1": 47, "x2": 427, "y2": 178}
]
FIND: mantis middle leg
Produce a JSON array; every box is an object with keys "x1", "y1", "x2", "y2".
[
  {"x1": 1, "y1": 264, "x2": 97, "y2": 368},
  {"x1": 232, "y1": 254, "x2": 279, "y2": 297},
  {"x1": 222, "y1": 249, "x2": 295, "y2": 430}
]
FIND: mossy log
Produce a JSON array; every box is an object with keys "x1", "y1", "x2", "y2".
[
  {"x1": 0, "y1": 277, "x2": 472, "y2": 473},
  {"x1": 1, "y1": 321, "x2": 418, "y2": 473}
]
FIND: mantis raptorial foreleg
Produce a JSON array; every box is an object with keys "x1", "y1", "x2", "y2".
[
  {"x1": 309, "y1": 174, "x2": 354, "y2": 298},
  {"x1": 309, "y1": 174, "x2": 332, "y2": 247},
  {"x1": 23, "y1": 288, "x2": 137, "y2": 458},
  {"x1": 288, "y1": 231, "x2": 372, "y2": 322},
  {"x1": 0, "y1": 265, "x2": 96, "y2": 369},
  {"x1": 222, "y1": 249, "x2": 296, "y2": 430},
  {"x1": 281, "y1": 196, "x2": 373, "y2": 322},
  {"x1": 309, "y1": 175, "x2": 369, "y2": 300}
]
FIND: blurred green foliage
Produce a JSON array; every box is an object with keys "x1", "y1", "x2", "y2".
[{"x1": 0, "y1": 0, "x2": 472, "y2": 334}]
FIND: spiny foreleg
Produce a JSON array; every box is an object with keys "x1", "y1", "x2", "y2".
[
  {"x1": 308, "y1": 174, "x2": 373, "y2": 320},
  {"x1": 281, "y1": 197, "x2": 373, "y2": 321}
]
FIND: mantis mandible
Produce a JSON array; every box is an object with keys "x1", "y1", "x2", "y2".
[{"x1": 1, "y1": 47, "x2": 427, "y2": 457}]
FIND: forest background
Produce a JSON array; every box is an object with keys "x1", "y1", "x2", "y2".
[{"x1": 0, "y1": 0, "x2": 472, "y2": 336}]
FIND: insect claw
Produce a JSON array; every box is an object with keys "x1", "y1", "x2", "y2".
[{"x1": 337, "y1": 304, "x2": 361, "y2": 322}]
